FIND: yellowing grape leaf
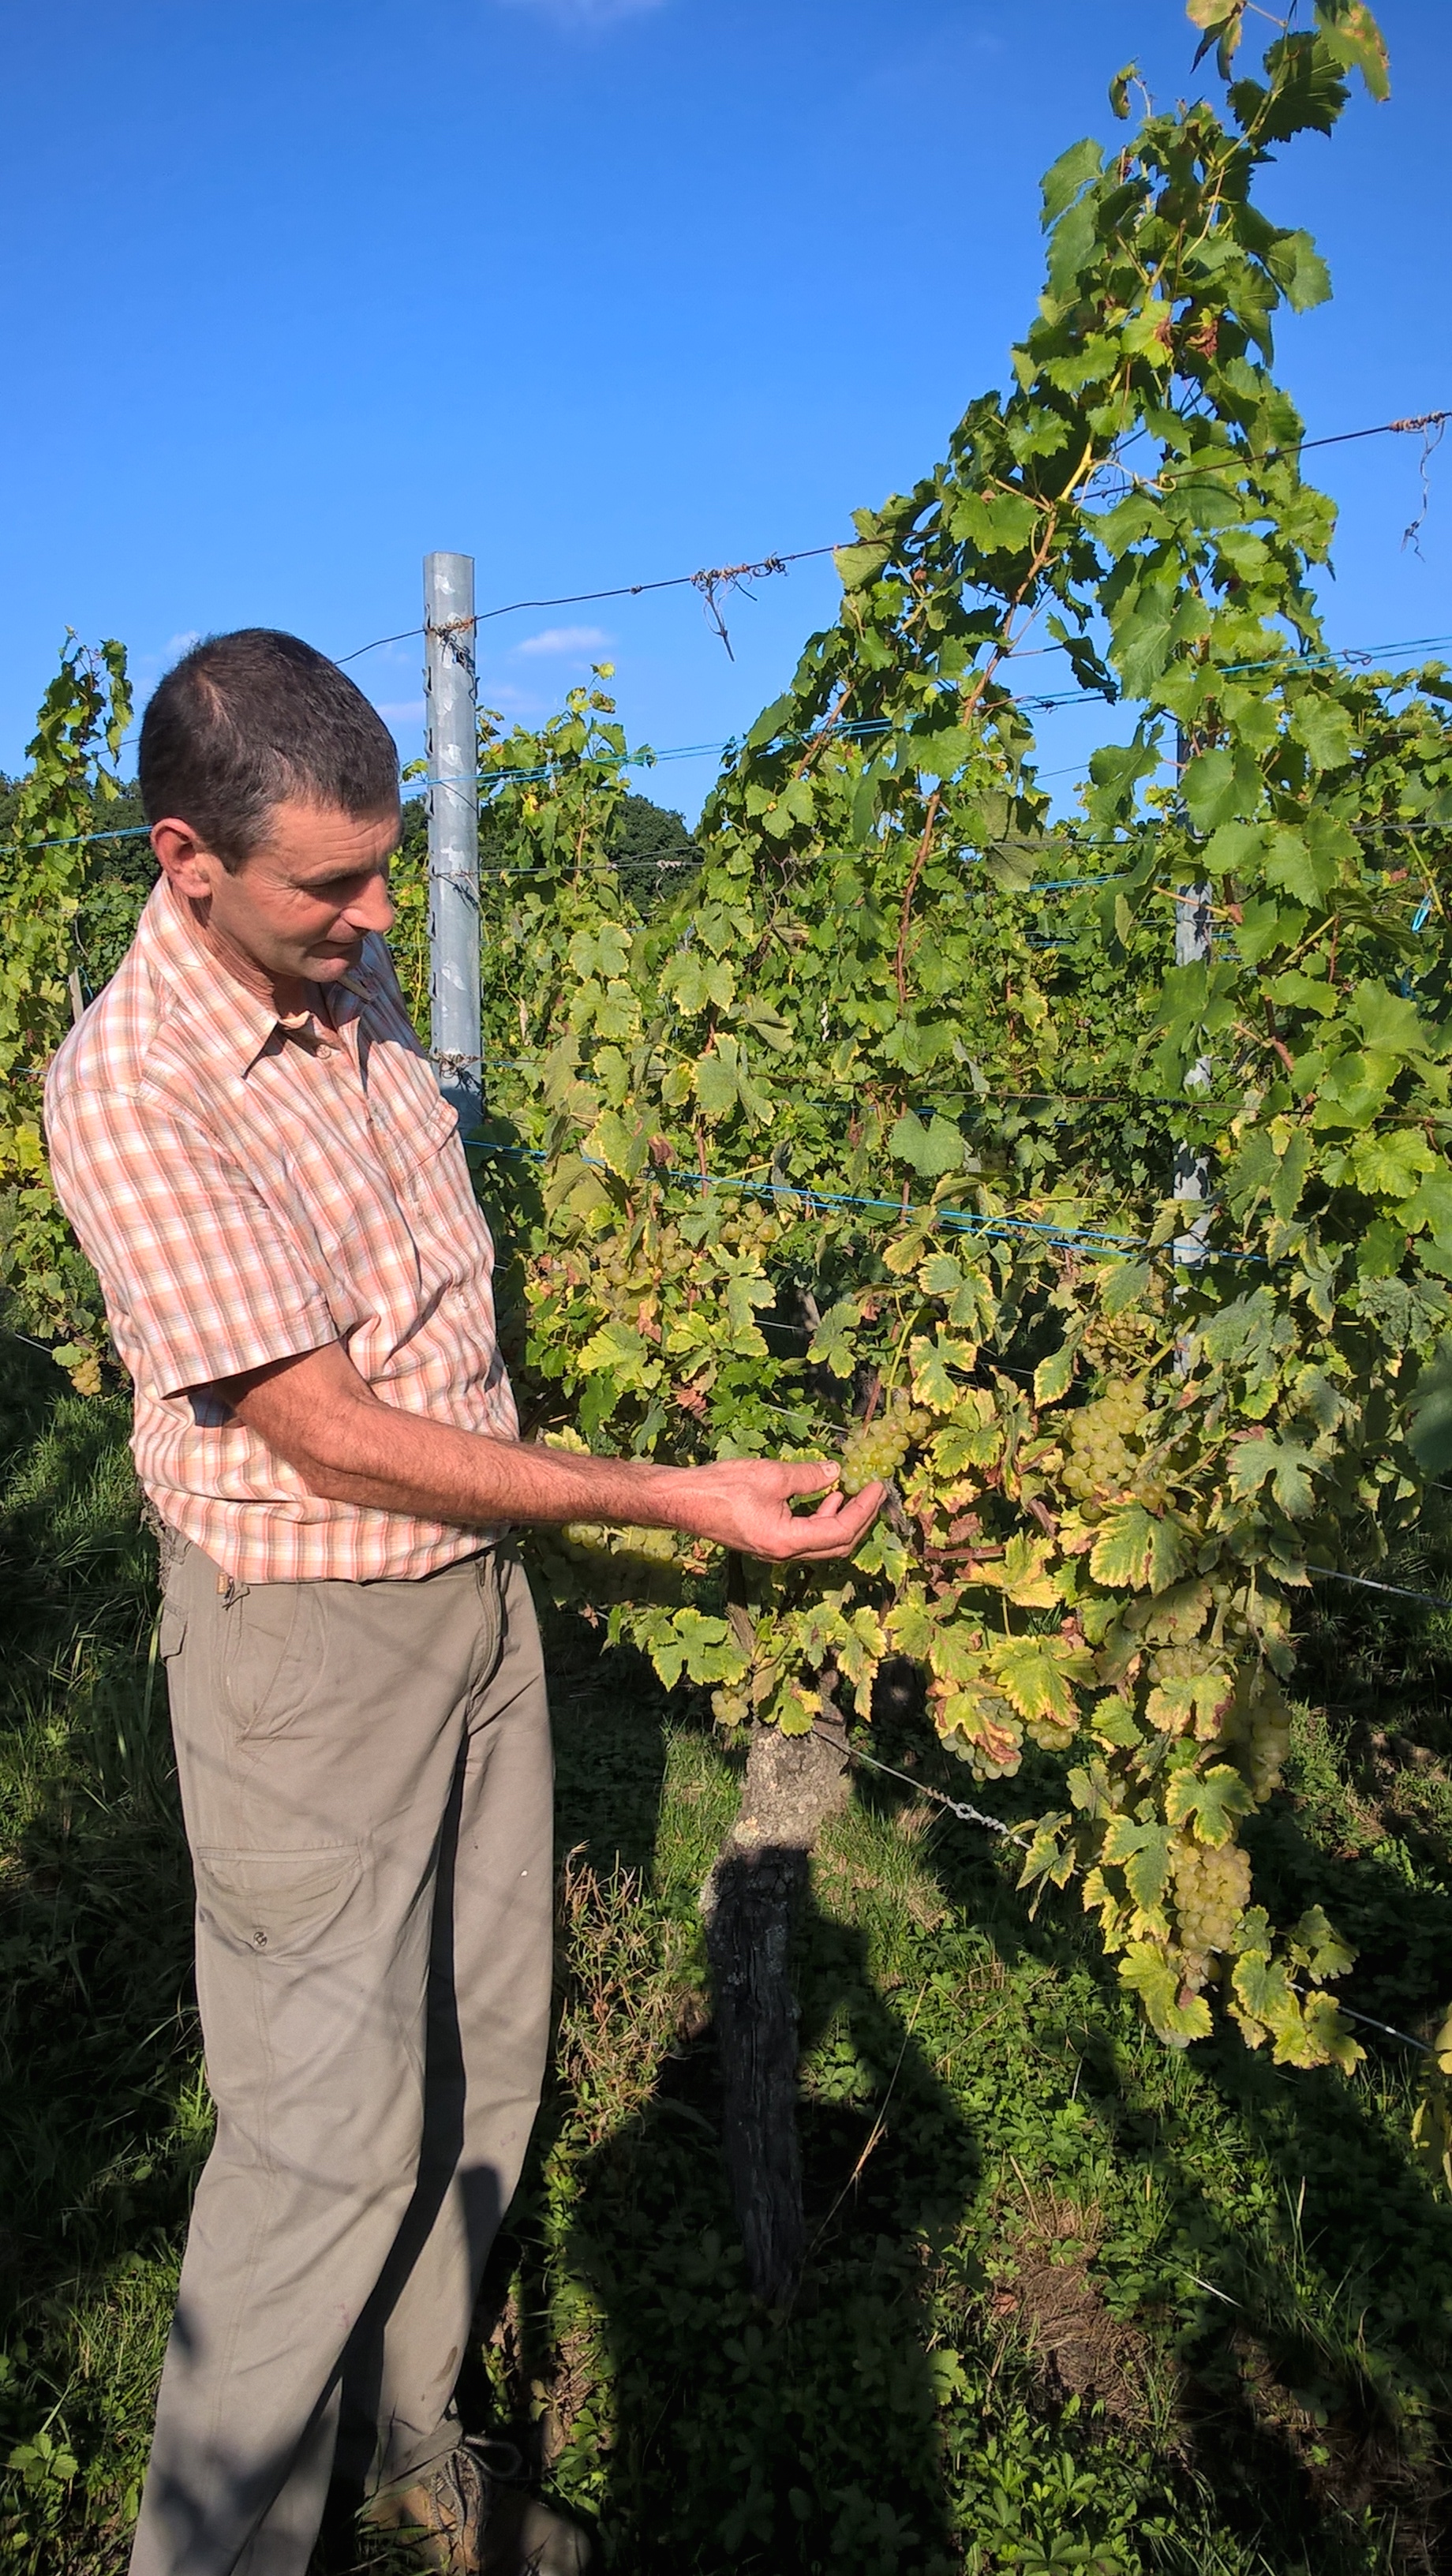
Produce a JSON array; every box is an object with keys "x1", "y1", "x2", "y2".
[
  {"x1": 1090, "y1": 1693, "x2": 1143, "y2": 1749},
  {"x1": 973, "y1": 1533, "x2": 1062, "y2": 1608},
  {"x1": 694, "y1": 1050, "x2": 737, "y2": 1119},
  {"x1": 885, "y1": 1587, "x2": 937, "y2": 1662},
  {"x1": 1033, "y1": 1340, "x2": 1079, "y2": 1406},
  {"x1": 835, "y1": 1605, "x2": 887, "y2": 1695},
  {"x1": 938, "y1": 1688, "x2": 1023, "y2": 1774},
  {"x1": 1230, "y1": 1942, "x2": 1295, "y2": 2039},
  {"x1": 929, "y1": 1621, "x2": 990, "y2": 1688},
  {"x1": 930, "y1": 1417, "x2": 1002, "y2": 1480},
  {"x1": 1118, "y1": 1942, "x2": 1213, "y2": 2048},
  {"x1": 919, "y1": 1251, "x2": 967, "y2": 1297},
  {"x1": 1165, "y1": 1763, "x2": 1255, "y2": 1847},
  {"x1": 575, "y1": 1319, "x2": 657, "y2": 1388},
  {"x1": 1101, "y1": 1814, "x2": 1173, "y2": 1923},
  {"x1": 911, "y1": 1333, "x2": 977, "y2": 1411},
  {"x1": 1089, "y1": 1503, "x2": 1188, "y2": 1593},
  {"x1": 992, "y1": 1633, "x2": 1092, "y2": 1727},
  {"x1": 1315, "y1": 0, "x2": 1390, "y2": 103},
  {"x1": 1413, "y1": 2076, "x2": 1452, "y2": 2193},
  {"x1": 883, "y1": 1227, "x2": 930, "y2": 1278},
  {"x1": 1297, "y1": 1991, "x2": 1363, "y2": 2074},
  {"x1": 1145, "y1": 1665, "x2": 1236, "y2": 1739},
  {"x1": 1017, "y1": 1812, "x2": 1076, "y2": 1895},
  {"x1": 650, "y1": 1611, "x2": 749, "y2": 1692},
  {"x1": 778, "y1": 1683, "x2": 818, "y2": 1738}
]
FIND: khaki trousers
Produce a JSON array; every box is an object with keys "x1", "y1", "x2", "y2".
[{"x1": 129, "y1": 1537, "x2": 555, "y2": 2576}]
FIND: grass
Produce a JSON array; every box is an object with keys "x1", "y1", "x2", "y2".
[{"x1": 2, "y1": 1344, "x2": 1451, "y2": 2571}]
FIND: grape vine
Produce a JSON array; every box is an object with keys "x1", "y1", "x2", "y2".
[
  {"x1": 10, "y1": 1, "x2": 1446, "y2": 2077},
  {"x1": 453, "y1": 0, "x2": 1450, "y2": 2072},
  {"x1": 0, "y1": 638, "x2": 133, "y2": 1391}
]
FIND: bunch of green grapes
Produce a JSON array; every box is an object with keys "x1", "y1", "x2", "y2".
[
  {"x1": 1220, "y1": 1668, "x2": 1293, "y2": 1799},
  {"x1": 1150, "y1": 1643, "x2": 1228, "y2": 1690},
  {"x1": 1246, "y1": 1676, "x2": 1293, "y2": 1799},
  {"x1": 1172, "y1": 1835, "x2": 1252, "y2": 1965},
  {"x1": 1061, "y1": 1383, "x2": 1145, "y2": 1505},
  {"x1": 1060, "y1": 1381, "x2": 1169, "y2": 1513},
  {"x1": 840, "y1": 1395, "x2": 930, "y2": 1495}
]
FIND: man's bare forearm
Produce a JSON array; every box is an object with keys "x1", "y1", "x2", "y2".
[
  {"x1": 285, "y1": 1391, "x2": 701, "y2": 1531},
  {"x1": 221, "y1": 1342, "x2": 883, "y2": 1564}
]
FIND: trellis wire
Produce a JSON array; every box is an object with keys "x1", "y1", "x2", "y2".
[
  {"x1": 9, "y1": 620, "x2": 1451, "y2": 862},
  {"x1": 811, "y1": 1735, "x2": 1433, "y2": 2053},
  {"x1": 329, "y1": 407, "x2": 1450, "y2": 668},
  {"x1": 476, "y1": 1136, "x2": 1267, "y2": 1263}
]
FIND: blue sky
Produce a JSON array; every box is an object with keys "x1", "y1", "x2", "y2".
[{"x1": 1, "y1": 0, "x2": 1446, "y2": 819}]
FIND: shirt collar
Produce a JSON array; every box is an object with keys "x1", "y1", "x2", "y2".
[{"x1": 137, "y1": 879, "x2": 380, "y2": 1074}]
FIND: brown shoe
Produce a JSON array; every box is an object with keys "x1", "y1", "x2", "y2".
[{"x1": 365, "y1": 2438, "x2": 593, "y2": 2575}]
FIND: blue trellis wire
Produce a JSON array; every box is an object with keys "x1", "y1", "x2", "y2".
[
  {"x1": 473, "y1": 1135, "x2": 1263, "y2": 1264},
  {"x1": 13, "y1": 623, "x2": 1452, "y2": 861}
]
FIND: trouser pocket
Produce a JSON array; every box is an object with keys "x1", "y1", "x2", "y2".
[
  {"x1": 223, "y1": 1582, "x2": 323, "y2": 1738},
  {"x1": 194, "y1": 1844, "x2": 363, "y2": 1958}
]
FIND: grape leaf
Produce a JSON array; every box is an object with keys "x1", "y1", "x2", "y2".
[
  {"x1": 889, "y1": 1111, "x2": 966, "y2": 1178},
  {"x1": 834, "y1": 540, "x2": 892, "y2": 590},
  {"x1": 1118, "y1": 1943, "x2": 1213, "y2": 2047},
  {"x1": 1288, "y1": 1903, "x2": 1356, "y2": 1982},
  {"x1": 1165, "y1": 1763, "x2": 1255, "y2": 1846},
  {"x1": 1090, "y1": 1504, "x2": 1189, "y2": 1593},
  {"x1": 575, "y1": 1320, "x2": 656, "y2": 1387},
  {"x1": 1033, "y1": 1341, "x2": 1078, "y2": 1405},
  {"x1": 651, "y1": 1611, "x2": 749, "y2": 1692},
  {"x1": 1228, "y1": 1436, "x2": 1317, "y2": 1518},
  {"x1": 1315, "y1": 0, "x2": 1390, "y2": 101},
  {"x1": 1102, "y1": 1814, "x2": 1173, "y2": 1917},
  {"x1": 1039, "y1": 137, "x2": 1102, "y2": 230},
  {"x1": 993, "y1": 1633, "x2": 1091, "y2": 1726}
]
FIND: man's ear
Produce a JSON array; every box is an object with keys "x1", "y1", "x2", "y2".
[{"x1": 151, "y1": 818, "x2": 224, "y2": 902}]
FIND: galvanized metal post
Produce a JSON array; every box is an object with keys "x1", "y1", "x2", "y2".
[
  {"x1": 1173, "y1": 728, "x2": 1213, "y2": 1273},
  {"x1": 1172, "y1": 882, "x2": 1214, "y2": 1265},
  {"x1": 424, "y1": 552, "x2": 481, "y2": 1129}
]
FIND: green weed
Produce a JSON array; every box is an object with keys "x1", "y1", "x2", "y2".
[{"x1": 2, "y1": 1350, "x2": 1450, "y2": 2573}]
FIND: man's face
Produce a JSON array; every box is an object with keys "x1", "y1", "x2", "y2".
[{"x1": 155, "y1": 798, "x2": 400, "y2": 994}]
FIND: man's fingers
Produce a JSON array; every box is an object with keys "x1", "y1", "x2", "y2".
[
  {"x1": 777, "y1": 1457, "x2": 842, "y2": 1497},
  {"x1": 764, "y1": 1480, "x2": 885, "y2": 1560}
]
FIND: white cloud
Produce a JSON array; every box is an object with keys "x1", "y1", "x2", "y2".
[
  {"x1": 498, "y1": 0, "x2": 669, "y2": 23},
  {"x1": 513, "y1": 624, "x2": 612, "y2": 658},
  {"x1": 374, "y1": 698, "x2": 426, "y2": 722}
]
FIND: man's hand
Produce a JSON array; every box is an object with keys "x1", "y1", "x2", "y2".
[
  {"x1": 658, "y1": 1456, "x2": 884, "y2": 1561},
  {"x1": 219, "y1": 1341, "x2": 885, "y2": 1563}
]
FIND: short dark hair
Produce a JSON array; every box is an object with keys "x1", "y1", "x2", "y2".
[{"x1": 138, "y1": 628, "x2": 400, "y2": 870}]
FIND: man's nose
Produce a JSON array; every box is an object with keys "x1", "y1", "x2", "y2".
[{"x1": 346, "y1": 876, "x2": 395, "y2": 935}]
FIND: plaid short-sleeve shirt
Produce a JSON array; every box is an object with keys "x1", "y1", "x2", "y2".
[{"x1": 44, "y1": 879, "x2": 518, "y2": 1583}]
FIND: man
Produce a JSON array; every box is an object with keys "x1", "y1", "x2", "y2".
[{"x1": 43, "y1": 629, "x2": 882, "y2": 2576}]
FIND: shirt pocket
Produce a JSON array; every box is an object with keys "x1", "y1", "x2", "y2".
[
  {"x1": 223, "y1": 1582, "x2": 321, "y2": 1739},
  {"x1": 193, "y1": 1844, "x2": 362, "y2": 1958},
  {"x1": 403, "y1": 1094, "x2": 491, "y2": 1262},
  {"x1": 403, "y1": 1093, "x2": 462, "y2": 1192}
]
